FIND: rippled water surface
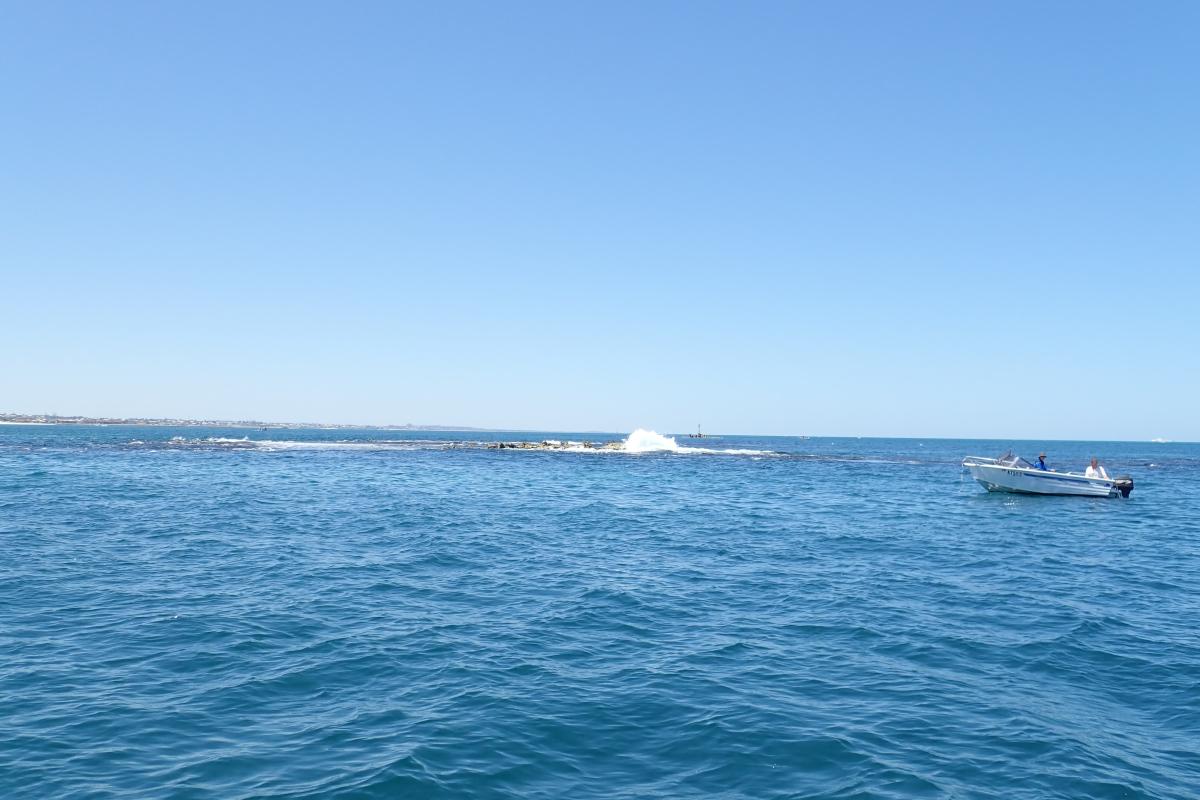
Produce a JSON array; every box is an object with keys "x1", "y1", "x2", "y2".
[{"x1": 2, "y1": 426, "x2": 1198, "y2": 799}]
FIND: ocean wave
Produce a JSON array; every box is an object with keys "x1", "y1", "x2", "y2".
[
  {"x1": 620, "y1": 429, "x2": 772, "y2": 455},
  {"x1": 551, "y1": 429, "x2": 776, "y2": 456}
]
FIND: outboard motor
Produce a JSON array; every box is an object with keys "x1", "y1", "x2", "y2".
[{"x1": 1113, "y1": 476, "x2": 1134, "y2": 498}]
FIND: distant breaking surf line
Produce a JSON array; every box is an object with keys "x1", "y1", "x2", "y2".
[{"x1": 125, "y1": 429, "x2": 778, "y2": 456}]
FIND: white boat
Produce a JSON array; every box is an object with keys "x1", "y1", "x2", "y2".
[{"x1": 962, "y1": 453, "x2": 1133, "y2": 498}]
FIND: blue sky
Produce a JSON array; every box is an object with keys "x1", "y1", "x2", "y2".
[{"x1": 3, "y1": 2, "x2": 1197, "y2": 439}]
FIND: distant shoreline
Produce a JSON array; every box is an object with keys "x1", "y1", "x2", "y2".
[{"x1": 0, "y1": 414, "x2": 498, "y2": 431}]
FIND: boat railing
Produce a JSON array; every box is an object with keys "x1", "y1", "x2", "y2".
[{"x1": 961, "y1": 456, "x2": 998, "y2": 467}]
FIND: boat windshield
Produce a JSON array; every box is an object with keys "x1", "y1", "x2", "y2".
[{"x1": 997, "y1": 453, "x2": 1036, "y2": 469}]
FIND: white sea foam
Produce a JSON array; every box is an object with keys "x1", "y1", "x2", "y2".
[
  {"x1": 161, "y1": 435, "x2": 380, "y2": 451},
  {"x1": 169, "y1": 437, "x2": 455, "y2": 452},
  {"x1": 615, "y1": 429, "x2": 772, "y2": 456},
  {"x1": 622, "y1": 429, "x2": 685, "y2": 453},
  {"x1": 250, "y1": 440, "x2": 415, "y2": 451}
]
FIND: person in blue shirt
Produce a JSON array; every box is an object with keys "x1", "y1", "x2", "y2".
[{"x1": 1035, "y1": 453, "x2": 1048, "y2": 470}]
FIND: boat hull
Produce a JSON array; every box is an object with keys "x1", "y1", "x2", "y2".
[{"x1": 966, "y1": 463, "x2": 1122, "y2": 497}]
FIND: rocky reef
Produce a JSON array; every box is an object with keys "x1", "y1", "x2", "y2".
[{"x1": 487, "y1": 439, "x2": 624, "y2": 451}]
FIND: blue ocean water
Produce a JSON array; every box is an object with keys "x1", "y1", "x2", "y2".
[{"x1": 2, "y1": 425, "x2": 1198, "y2": 799}]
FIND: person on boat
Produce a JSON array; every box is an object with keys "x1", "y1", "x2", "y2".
[
  {"x1": 1085, "y1": 457, "x2": 1109, "y2": 479},
  {"x1": 1035, "y1": 453, "x2": 1048, "y2": 470}
]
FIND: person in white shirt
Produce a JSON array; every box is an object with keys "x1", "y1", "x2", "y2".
[{"x1": 1085, "y1": 457, "x2": 1109, "y2": 479}]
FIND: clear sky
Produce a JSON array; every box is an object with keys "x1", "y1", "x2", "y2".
[{"x1": 3, "y1": 2, "x2": 1197, "y2": 439}]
